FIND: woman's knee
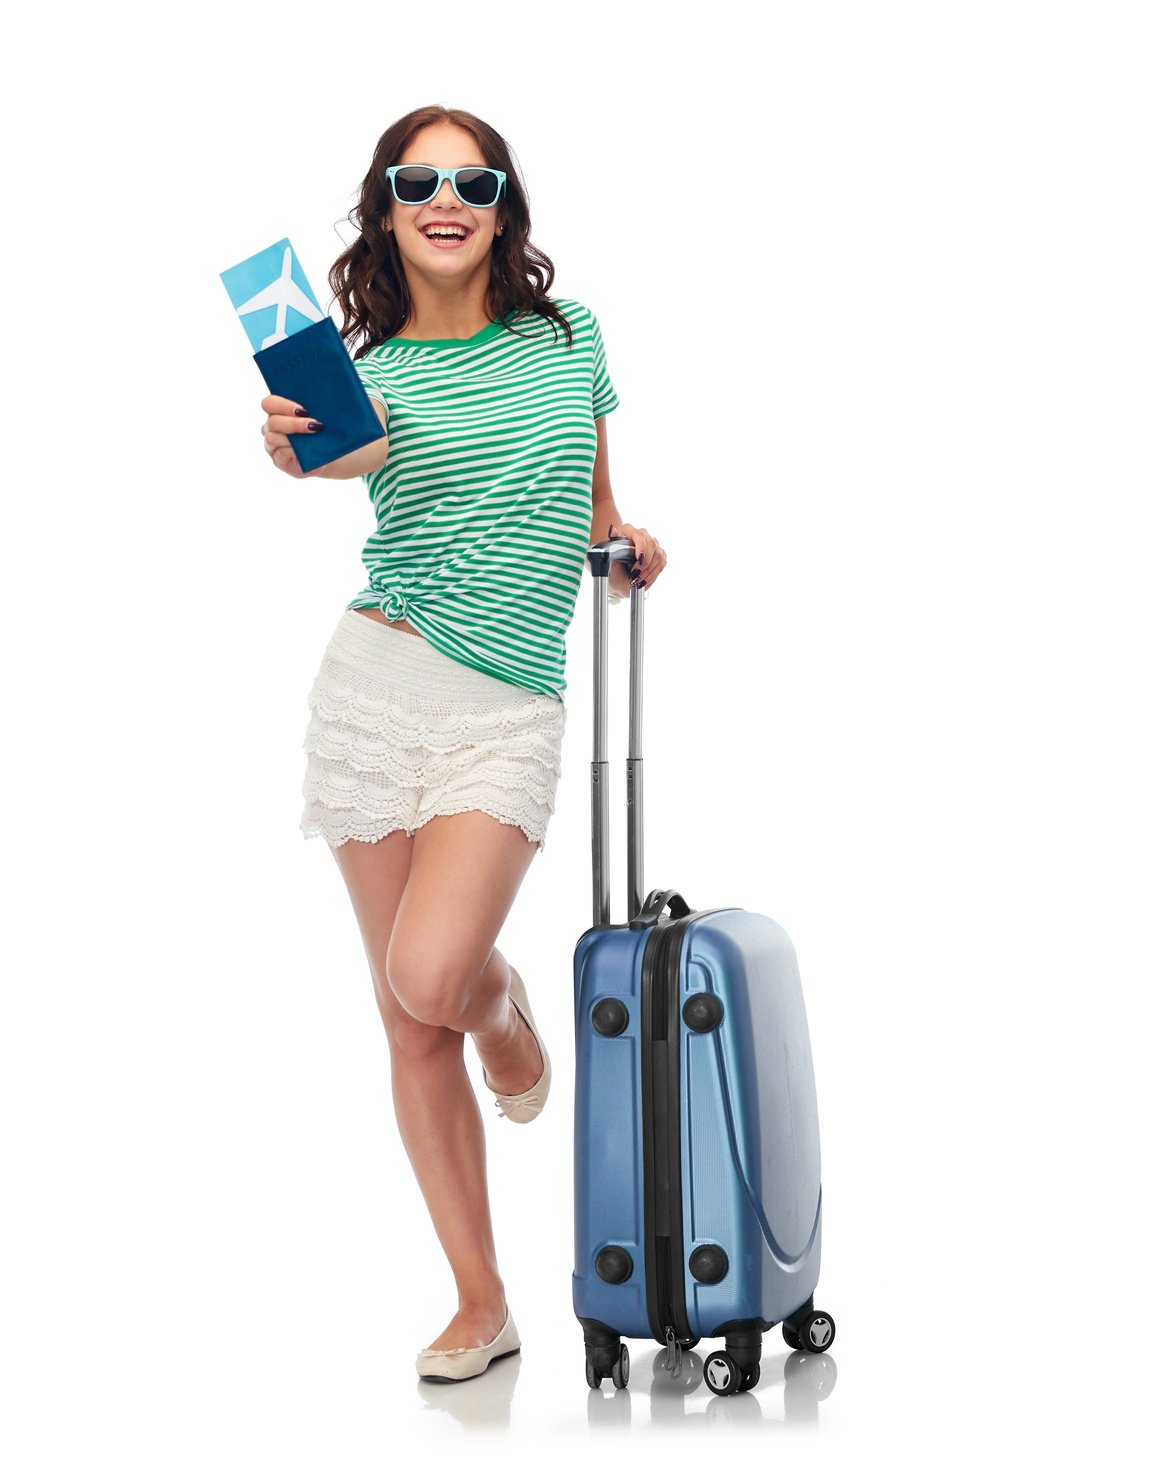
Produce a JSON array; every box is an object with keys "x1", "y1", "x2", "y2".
[
  {"x1": 385, "y1": 942, "x2": 484, "y2": 1031},
  {"x1": 373, "y1": 964, "x2": 461, "y2": 1055},
  {"x1": 385, "y1": 1007, "x2": 460, "y2": 1060}
]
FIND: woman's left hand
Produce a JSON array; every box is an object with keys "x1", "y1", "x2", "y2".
[{"x1": 609, "y1": 521, "x2": 667, "y2": 593}]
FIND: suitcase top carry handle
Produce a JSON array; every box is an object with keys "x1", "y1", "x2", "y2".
[
  {"x1": 630, "y1": 887, "x2": 693, "y2": 930},
  {"x1": 587, "y1": 536, "x2": 645, "y2": 927}
]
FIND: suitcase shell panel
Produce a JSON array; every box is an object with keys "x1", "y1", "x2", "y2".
[
  {"x1": 572, "y1": 921, "x2": 652, "y2": 1336},
  {"x1": 572, "y1": 908, "x2": 822, "y2": 1340},
  {"x1": 680, "y1": 910, "x2": 821, "y2": 1335}
]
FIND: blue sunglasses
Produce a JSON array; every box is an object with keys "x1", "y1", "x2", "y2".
[{"x1": 385, "y1": 164, "x2": 507, "y2": 208}]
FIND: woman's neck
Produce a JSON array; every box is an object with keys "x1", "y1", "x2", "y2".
[{"x1": 401, "y1": 272, "x2": 494, "y2": 341}]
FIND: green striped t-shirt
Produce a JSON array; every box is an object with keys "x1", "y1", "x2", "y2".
[{"x1": 348, "y1": 297, "x2": 619, "y2": 701}]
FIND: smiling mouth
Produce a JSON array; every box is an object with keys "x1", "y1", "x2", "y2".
[{"x1": 419, "y1": 224, "x2": 473, "y2": 247}]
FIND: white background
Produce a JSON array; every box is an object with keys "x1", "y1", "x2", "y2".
[{"x1": 3, "y1": 0, "x2": 1148, "y2": 1466}]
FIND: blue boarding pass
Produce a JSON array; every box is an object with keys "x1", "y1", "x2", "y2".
[
  {"x1": 219, "y1": 238, "x2": 326, "y2": 350},
  {"x1": 219, "y1": 237, "x2": 385, "y2": 472}
]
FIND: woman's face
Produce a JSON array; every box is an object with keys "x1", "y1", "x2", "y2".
[{"x1": 386, "y1": 122, "x2": 503, "y2": 285}]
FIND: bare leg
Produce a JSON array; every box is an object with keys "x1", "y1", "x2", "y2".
[{"x1": 329, "y1": 811, "x2": 543, "y2": 1353}]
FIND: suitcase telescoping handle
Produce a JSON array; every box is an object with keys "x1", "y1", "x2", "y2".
[{"x1": 586, "y1": 536, "x2": 646, "y2": 927}]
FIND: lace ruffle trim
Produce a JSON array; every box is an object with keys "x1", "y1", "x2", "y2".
[
  {"x1": 302, "y1": 746, "x2": 560, "y2": 810},
  {"x1": 300, "y1": 801, "x2": 552, "y2": 852},
  {"x1": 306, "y1": 666, "x2": 563, "y2": 734},
  {"x1": 305, "y1": 687, "x2": 562, "y2": 751}
]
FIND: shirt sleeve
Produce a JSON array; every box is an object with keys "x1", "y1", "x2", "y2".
[
  {"x1": 354, "y1": 355, "x2": 390, "y2": 410},
  {"x1": 587, "y1": 310, "x2": 620, "y2": 419}
]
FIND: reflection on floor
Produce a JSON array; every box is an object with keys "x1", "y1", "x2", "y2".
[{"x1": 413, "y1": 1343, "x2": 838, "y2": 1432}]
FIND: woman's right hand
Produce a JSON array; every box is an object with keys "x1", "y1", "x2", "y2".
[{"x1": 260, "y1": 394, "x2": 324, "y2": 478}]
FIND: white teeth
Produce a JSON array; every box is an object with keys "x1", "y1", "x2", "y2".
[{"x1": 424, "y1": 228, "x2": 468, "y2": 239}]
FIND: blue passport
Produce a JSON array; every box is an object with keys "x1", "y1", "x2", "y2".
[{"x1": 220, "y1": 239, "x2": 385, "y2": 473}]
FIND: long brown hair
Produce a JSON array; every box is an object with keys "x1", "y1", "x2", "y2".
[{"x1": 329, "y1": 106, "x2": 573, "y2": 358}]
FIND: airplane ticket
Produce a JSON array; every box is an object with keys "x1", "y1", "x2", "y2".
[{"x1": 220, "y1": 238, "x2": 326, "y2": 351}]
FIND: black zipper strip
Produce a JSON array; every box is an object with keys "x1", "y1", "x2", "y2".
[{"x1": 640, "y1": 907, "x2": 729, "y2": 1345}]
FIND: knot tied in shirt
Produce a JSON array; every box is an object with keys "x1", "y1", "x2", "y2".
[{"x1": 379, "y1": 590, "x2": 410, "y2": 622}]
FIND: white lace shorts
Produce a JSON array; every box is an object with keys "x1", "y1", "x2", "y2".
[{"x1": 300, "y1": 610, "x2": 567, "y2": 851}]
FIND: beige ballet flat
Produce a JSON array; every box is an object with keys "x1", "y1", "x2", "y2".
[
  {"x1": 482, "y1": 966, "x2": 552, "y2": 1123},
  {"x1": 416, "y1": 1310, "x2": 521, "y2": 1382}
]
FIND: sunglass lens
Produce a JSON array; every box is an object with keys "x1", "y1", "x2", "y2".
[
  {"x1": 454, "y1": 168, "x2": 500, "y2": 206},
  {"x1": 392, "y1": 166, "x2": 439, "y2": 203}
]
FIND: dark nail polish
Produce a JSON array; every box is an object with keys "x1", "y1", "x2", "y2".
[
  {"x1": 638, "y1": 553, "x2": 645, "y2": 564},
  {"x1": 637, "y1": 579, "x2": 646, "y2": 588},
  {"x1": 307, "y1": 420, "x2": 324, "y2": 431},
  {"x1": 293, "y1": 408, "x2": 310, "y2": 417}
]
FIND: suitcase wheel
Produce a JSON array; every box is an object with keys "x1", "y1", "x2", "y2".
[
  {"x1": 783, "y1": 1309, "x2": 836, "y2": 1354},
  {"x1": 585, "y1": 1338, "x2": 629, "y2": 1390},
  {"x1": 705, "y1": 1347, "x2": 762, "y2": 1396},
  {"x1": 704, "y1": 1350, "x2": 740, "y2": 1396}
]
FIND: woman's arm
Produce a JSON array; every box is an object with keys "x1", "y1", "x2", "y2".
[
  {"x1": 589, "y1": 416, "x2": 667, "y2": 595},
  {"x1": 589, "y1": 416, "x2": 632, "y2": 600},
  {"x1": 590, "y1": 416, "x2": 623, "y2": 545}
]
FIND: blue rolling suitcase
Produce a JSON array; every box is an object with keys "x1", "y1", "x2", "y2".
[{"x1": 572, "y1": 537, "x2": 835, "y2": 1396}]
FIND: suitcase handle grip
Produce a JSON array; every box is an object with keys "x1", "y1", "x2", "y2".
[
  {"x1": 630, "y1": 888, "x2": 693, "y2": 930},
  {"x1": 586, "y1": 534, "x2": 636, "y2": 582}
]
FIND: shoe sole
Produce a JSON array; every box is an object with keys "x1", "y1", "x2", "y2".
[{"x1": 418, "y1": 1347, "x2": 522, "y2": 1383}]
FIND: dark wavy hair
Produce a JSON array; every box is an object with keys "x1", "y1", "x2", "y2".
[{"x1": 329, "y1": 106, "x2": 573, "y2": 359}]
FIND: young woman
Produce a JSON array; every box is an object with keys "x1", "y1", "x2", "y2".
[{"x1": 259, "y1": 105, "x2": 667, "y2": 1382}]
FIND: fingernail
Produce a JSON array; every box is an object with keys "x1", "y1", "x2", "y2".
[
  {"x1": 307, "y1": 420, "x2": 324, "y2": 431},
  {"x1": 637, "y1": 579, "x2": 646, "y2": 588},
  {"x1": 638, "y1": 553, "x2": 645, "y2": 564},
  {"x1": 293, "y1": 408, "x2": 310, "y2": 417}
]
